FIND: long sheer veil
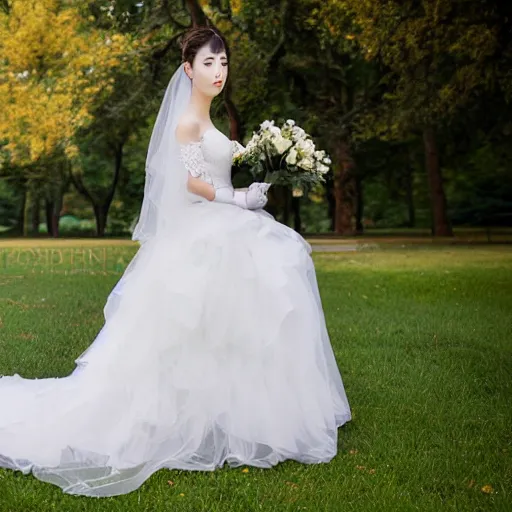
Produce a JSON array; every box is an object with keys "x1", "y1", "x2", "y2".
[{"x1": 131, "y1": 63, "x2": 192, "y2": 243}]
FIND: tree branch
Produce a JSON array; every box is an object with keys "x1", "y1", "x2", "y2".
[
  {"x1": 69, "y1": 166, "x2": 96, "y2": 207},
  {"x1": 267, "y1": 0, "x2": 292, "y2": 69}
]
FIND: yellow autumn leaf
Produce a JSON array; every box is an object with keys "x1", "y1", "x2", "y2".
[{"x1": 0, "y1": 0, "x2": 140, "y2": 165}]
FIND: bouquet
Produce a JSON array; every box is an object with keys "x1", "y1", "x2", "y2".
[{"x1": 232, "y1": 119, "x2": 331, "y2": 196}]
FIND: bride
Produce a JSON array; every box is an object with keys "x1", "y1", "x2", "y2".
[{"x1": 0, "y1": 26, "x2": 351, "y2": 497}]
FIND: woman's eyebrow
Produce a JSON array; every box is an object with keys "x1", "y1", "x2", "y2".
[{"x1": 203, "y1": 55, "x2": 228, "y2": 61}]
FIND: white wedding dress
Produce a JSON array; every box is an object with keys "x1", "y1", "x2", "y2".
[{"x1": 0, "y1": 127, "x2": 351, "y2": 497}]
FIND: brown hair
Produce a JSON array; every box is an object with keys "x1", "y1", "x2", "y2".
[{"x1": 179, "y1": 26, "x2": 230, "y2": 66}]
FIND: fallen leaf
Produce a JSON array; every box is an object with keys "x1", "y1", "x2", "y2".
[
  {"x1": 349, "y1": 449, "x2": 358, "y2": 455},
  {"x1": 167, "y1": 480, "x2": 174, "y2": 486},
  {"x1": 481, "y1": 485, "x2": 494, "y2": 494},
  {"x1": 356, "y1": 465, "x2": 366, "y2": 471},
  {"x1": 468, "y1": 480, "x2": 475, "y2": 488},
  {"x1": 368, "y1": 469, "x2": 376, "y2": 474},
  {"x1": 285, "y1": 481, "x2": 299, "y2": 489},
  {"x1": 242, "y1": 468, "x2": 249, "y2": 473}
]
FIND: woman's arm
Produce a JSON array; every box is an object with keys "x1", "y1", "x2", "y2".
[
  {"x1": 176, "y1": 121, "x2": 216, "y2": 201},
  {"x1": 187, "y1": 174, "x2": 215, "y2": 201}
]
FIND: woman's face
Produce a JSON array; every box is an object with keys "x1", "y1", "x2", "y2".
[{"x1": 185, "y1": 42, "x2": 228, "y2": 97}]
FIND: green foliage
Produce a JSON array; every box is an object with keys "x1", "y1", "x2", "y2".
[
  {"x1": 342, "y1": 0, "x2": 512, "y2": 136},
  {"x1": 1, "y1": 0, "x2": 510, "y2": 236},
  {"x1": 0, "y1": 177, "x2": 20, "y2": 229},
  {"x1": 37, "y1": 215, "x2": 97, "y2": 236}
]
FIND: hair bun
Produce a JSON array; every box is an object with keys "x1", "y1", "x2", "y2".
[{"x1": 179, "y1": 26, "x2": 229, "y2": 65}]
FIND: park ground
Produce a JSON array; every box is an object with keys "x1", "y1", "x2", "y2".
[{"x1": 0, "y1": 237, "x2": 510, "y2": 511}]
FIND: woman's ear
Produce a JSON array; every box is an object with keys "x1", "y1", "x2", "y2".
[{"x1": 184, "y1": 62, "x2": 193, "y2": 80}]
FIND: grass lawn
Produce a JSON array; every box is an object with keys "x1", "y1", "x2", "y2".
[{"x1": 0, "y1": 241, "x2": 511, "y2": 511}]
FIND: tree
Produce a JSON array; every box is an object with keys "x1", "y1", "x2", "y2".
[
  {"x1": 0, "y1": 0, "x2": 135, "y2": 165},
  {"x1": 222, "y1": 0, "x2": 378, "y2": 234},
  {"x1": 338, "y1": 0, "x2": 512, "y2": 236},
  {"x1": 0, "y1": 0, "x2": 137, "y2": 235}
]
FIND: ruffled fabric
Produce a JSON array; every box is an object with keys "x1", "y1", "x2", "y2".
[{"x1": 0, "y1": 198, "x2": 350, "y2": 498}]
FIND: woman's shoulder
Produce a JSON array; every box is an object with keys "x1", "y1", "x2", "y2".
[{"x1": 176, "y1": 116, "x2": 201, "y2": 145}]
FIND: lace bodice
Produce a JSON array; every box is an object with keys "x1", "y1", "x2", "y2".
[{"x1": 178, "y1": 127, "x2": 245, "y2": 192}]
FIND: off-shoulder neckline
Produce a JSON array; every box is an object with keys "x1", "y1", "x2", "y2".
[{"x1": 178, "y1": 127, "x2": 218, "y2": 148}]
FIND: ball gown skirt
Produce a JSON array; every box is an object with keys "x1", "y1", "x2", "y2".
[{"x1": 0, "y1": 200, "x2": 351, "y2": 497}]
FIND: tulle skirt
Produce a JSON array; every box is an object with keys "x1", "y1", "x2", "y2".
[{"x1": 0, "y1": 201, "x2": 351, "y2": 497}]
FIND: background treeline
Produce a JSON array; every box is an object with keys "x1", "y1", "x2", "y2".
[{"x1": 1, "y1": 0, "x2": 511, "y2": 238}]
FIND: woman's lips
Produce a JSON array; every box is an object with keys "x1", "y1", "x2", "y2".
[{"x1": 213, "y1": 81, "x2": 223, "y2": 87}]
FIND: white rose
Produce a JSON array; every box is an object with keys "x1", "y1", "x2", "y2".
[
  {"x1": 260, "y1": 132, "x2": 271, "y2": 143},
  {"x1": 317, "y1": 163, "x2": 330, "y2": 174},
  {"x1": 292, "y1": 127, "x2": 306, "y2": 141},
  {"x1": 273, "y1": 137, "x2": 293, "y2": 155},
  {"x1": 286, "y1": 119, "x2": 296, "y2": 126},
  {"x1": 260, "y1": 120, "x2": 275, "y2": 130},
  {"x1": 314, "y1": 150, "x2": 326, "y2": 160},
  {"x1": 285, "y1": 148, "x2": 298, "y2": 165},
  {"x1": 303, "y1": 139, "x2": 315, "y2": 153},
  {"x1": 298, "y1": 156, "x2": 314, "y2": 171}
]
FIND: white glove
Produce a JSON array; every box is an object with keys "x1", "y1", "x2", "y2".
[
  {"x1": 212, "y1": 186, "x2": 236, "y2": 205},
  {"x1": 213, "y1": 183, "x2": 270, "y2": 210},
  {"x1": 236, "y1": 183, "x2": 270, "y2": 210},
  {"x1": 246, "y1": 182, "x2": 271, "y2": 209}
]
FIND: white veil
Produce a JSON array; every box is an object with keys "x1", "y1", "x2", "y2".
[{"x1": 131, "y1": 63, "x2": 192, "y2": 243}]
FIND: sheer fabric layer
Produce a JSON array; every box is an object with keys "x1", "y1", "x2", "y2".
[{"x1": 0, "y1": 202, "x2": 351, "y2": 497}]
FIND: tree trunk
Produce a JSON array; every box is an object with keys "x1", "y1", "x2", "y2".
[
  {"x1": 17, "y1": 186, "x2": 26, "y2": 235},
  {"x1": 23, "y1": 186, "x2": 39, "y2": 237},
  {"x1": 333, "y1": 139, "x2": 356, "y2": 235},
  {"x1": 94, "y1": 143, "x2": 123, "y2": 237},
  {"x1": 51, "y1": 204, "x2": 60, "y2": 238},
  {"x1": 404, "y1": 151, "x2": 416, "y2": 228},
  {"x1": 423, "y1": 126, "x2": 452, "y2": 236},
  {"x1": 31, "y1": 192, "x2": 40, "y2": 236},
  {"x1": 71, "y1": 142, "x2": 124, "y2": 238},
  {"x1": 185, "y1": 0, "x2": 208, "y2": 26},
  {"x1": 45, "y1": 200, "x2": 54, "y2": 236},
  {"x1": 23, "y1": 189, "x2": 30, "y2": 236},
  {"x1": 224, "y1": 91, "x2": 242, "y2": 142},
  {"x1": 325, "y1": 175, "x2": 336, "y2": 232},
  {"x1": 52, "y1": 176, "x2": 67, "y2": 238},
  {"x1": 282, "y1": 188, "x2": 291, "y2": 226},
  {"x1": 45, "y1": 169, "x2": 67, "y2": 237},
  {"x1": 292, "y1": 196, "x2": 301, "y2": 233},
  {"x1": 355, "y1": 175, "x2": 364, "y2": 235},
  {"x1": 94, "y1": 205, "x2": 107, "y2": 237}
]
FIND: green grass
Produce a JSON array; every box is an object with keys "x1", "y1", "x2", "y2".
[{"x1": 0, "y1": 243, "x2": 511, "y2": 511}]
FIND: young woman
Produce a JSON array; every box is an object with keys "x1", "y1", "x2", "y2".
[{"x1": 0, "y1": 26, "x2": 351, "y2": 497}]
